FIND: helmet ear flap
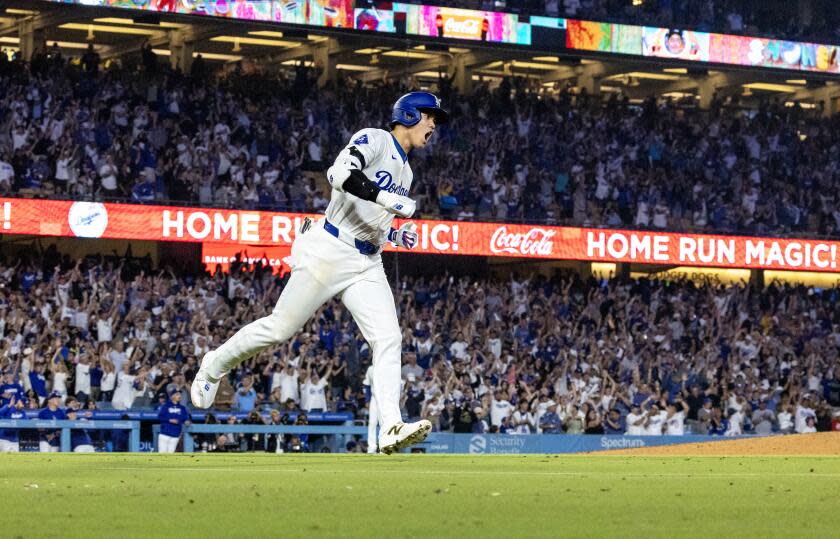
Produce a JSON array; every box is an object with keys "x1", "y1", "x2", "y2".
[{"x1": 392, "y1": 107, "x2": 420, "y2": 127}]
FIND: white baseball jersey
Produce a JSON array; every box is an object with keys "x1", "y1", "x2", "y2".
[
  {"x1": 665, "y1": 411, "x2": 685, "y2": 435},
  {"x1": 326, "y1": 128, "x2": 413, "y2": 243}
]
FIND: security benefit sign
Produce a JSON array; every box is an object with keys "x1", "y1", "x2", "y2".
[{"x1": 1, "y1": 197, "x2": 839, "y2": 272}]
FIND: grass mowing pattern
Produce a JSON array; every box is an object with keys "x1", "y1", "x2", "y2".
[{"x1": 1, "y1": 454, "x2": 838, "y2": 538}]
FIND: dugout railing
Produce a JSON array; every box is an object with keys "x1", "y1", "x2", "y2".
[{"x1": 0, "y1": 419, "x2": 142, "y2": 452}]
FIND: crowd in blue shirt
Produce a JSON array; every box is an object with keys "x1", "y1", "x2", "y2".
[{"x1": 0, "y1": 247, "x2": 837, "y2": 449}]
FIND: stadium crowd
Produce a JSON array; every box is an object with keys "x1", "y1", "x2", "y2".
[
  {"x1": 1, "y1": 49, "x2": 840, "y2": 240},
  {"x1": 0, "y1": 250, "x2": 839, "y2": 451}
]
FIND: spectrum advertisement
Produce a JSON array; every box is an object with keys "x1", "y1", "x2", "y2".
[
  {"x1": 2, "y1": 198, "x2": 840, "y2": 272},
  {"x1": 33, "y1": 1, "x2": 840, "y2": 73}
]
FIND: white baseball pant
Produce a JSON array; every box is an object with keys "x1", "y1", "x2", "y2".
[
  {"x1": 206, "y1": 223, "x2": 403, "y2": 428},
  {"x1": 367, "y1": 392, "x2": 379, "y2": 453},
  {"x1": 39, "y1": 442, "x2": 59, "y2": 453},
  {"x1": 158, "y1": 434, "x2": 180, "y2": 453}
]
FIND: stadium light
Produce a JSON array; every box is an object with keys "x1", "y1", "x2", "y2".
[
  {"x1": 382, "y1": 50, "x2": 437, "y2": 59},
  {"x1": 210, "y1": 36, "x2": 301, "y2": 48},
  {"x1": 6, "y1": 8, "x2": 38, "y2": 15},
  {"x1": 94, "y1": 17, "x2": 134, "y2": 25},
  {"x1": 354, "y1": 48, "x2": 381, "y2": 54},
  {"x1": 785, "y1": 79, "x2": 807, "y2": 85},
  {"x1": 151, "y1": 49, "x2": 243, "y2": 62},
  {"x1": 59, "y1": 23, "x2": 160, "y2": 36},
  {"x1": 248, "y1": 31, "x2": 284, "y2": 38},
  {"x1": 623, "y1": 71, "x2": 681, "y2": 80},
  {"x1": 510, "y1": 60, "x2": 561, "y2": 70},
  {"x1": 742, "y1": 82, "x2": 798, "y2": 93},
  {"x1": 663, "y1": 68, "x2": 688, "y2": 74},
  {"x1": 532, "y1": 56, "x2": 560, "y2": 62},
  {"x1": 336, "y1": 64, "x2": 377, "y2": 72},
  {"x1": 662, "y1": 91, "x2": 695, "y2": 98},
  {"x1": 1, "y1": 36, "x2": 91, "y2": 50},
  {"x1": 49, "y1": 41, "x2": 94, "y2": 50},
  {"x1": 784, "y1": 101, "x2": 816, "y2": 108}
]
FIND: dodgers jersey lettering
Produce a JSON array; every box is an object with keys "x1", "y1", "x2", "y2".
[{"x1": 326, "y1": 128, "x2": 413, "y2": 244}]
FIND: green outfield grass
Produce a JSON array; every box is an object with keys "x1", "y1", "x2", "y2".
[{"x1": 0, "y1": 454, "x2": 838, "y2": 538}]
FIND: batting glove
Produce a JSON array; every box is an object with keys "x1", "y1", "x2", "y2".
[
  {"x1": 389, "y1": 222, "x2": 418, "y2": 249},
  {"x1": 376, "y1": 191, "x2": 416, "y2": 218}
]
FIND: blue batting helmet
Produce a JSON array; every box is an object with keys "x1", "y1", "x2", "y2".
[{"x1": 390, "y1": 92, "x2": 449, "y2": 127}]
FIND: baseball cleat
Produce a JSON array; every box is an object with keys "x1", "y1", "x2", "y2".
[
  {"x1": 190, "y1": 351, "x2": 220, "y2": 409},
  {"x1": 378, "y1": 419, "x2": 432, "y2": 455}
]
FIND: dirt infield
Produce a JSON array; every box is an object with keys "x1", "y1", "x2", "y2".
[{"x1": 601, "y1": 432, "x2": 840, "y2": 456}]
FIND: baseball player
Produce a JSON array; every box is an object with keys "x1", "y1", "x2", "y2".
[
  {"x1": 0, "y1": 395, "x2": 27, "y2": 452},
  {"x1": 192, "y1": 92, "x2": 448, "y2": 454}
]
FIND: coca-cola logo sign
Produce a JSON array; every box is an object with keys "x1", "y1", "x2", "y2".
[
  {"x1": 490, "y1": 226, "x2": 556, "y2": 256},
  {"x1": 444, "y1": 17, "x2": 481, "y2": 36}
]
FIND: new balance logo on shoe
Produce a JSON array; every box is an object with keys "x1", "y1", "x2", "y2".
[{"x1": 387, "y1": 424, "x2": 403, "y2": 436}]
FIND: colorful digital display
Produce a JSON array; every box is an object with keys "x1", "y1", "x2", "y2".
[
  {"x1": 274, "y1": 0, "x2": 353, "y2": 28},
  {"x1": 642, "y1": 27, "x2": 710, "y2": 61},
  {"x1": 104, "y1": 1, "x2": 275, "y2": 21},
  {"x1": 392, "y1": 3, "x2": 531, "y2": 45},
  {"x1": 565, "y1": 19, "x2": 840, "y2": 73},
  {"x1": 709, "y1": 34, "x2": 840, "y2": 72},
  {"x1": 565, "y1": 19, "x2": 612, "y2": 52},
  {"x1": 39, "y1": 1, "x2": 840, "y2": 74},
  {"x1": 353, "y1": 7, "x2": 395, "y2": 33},
  {"x1": 610, "y1": 22, "x2": 642, "y2": 55},
  {"x1": 530, "y1": 16, "x2": 566, "y2": 30}
]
